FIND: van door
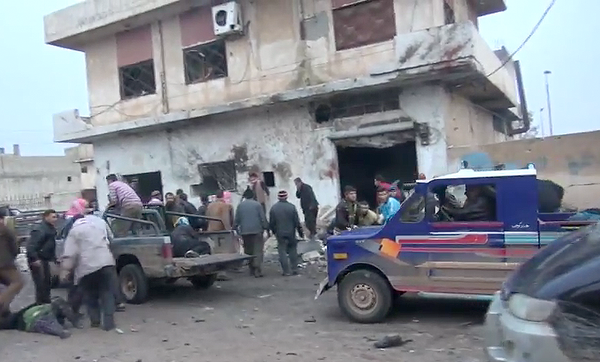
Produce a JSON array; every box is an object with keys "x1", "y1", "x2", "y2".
[{"x1": 417, "y1": 181, "x2": 509, "y2": 295}]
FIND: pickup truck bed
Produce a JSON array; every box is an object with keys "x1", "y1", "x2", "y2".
[{"x1": 166, "y1": 254, "x2": 252, "y2": 278}]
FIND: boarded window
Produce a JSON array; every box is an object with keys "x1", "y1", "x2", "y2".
[
  {"x1": 332, "y1": 0, "x2": 396, "y2": 51},
  {"x1": 197, "y1": 161, "x2": 237, "y2": 195},
  {"x1": 116, "y1": 25, "x2": 153, "y2": 67},
  {"x1": 330, "y1": 88, "x2": 400, "y2": 119},
  {"x1": 116, "y1": 26, "x2": 156, "y2": 99},
  {"x1": 180, "y1": 7, "x2": 215, "y2": 48},
  {"x1": 184, "y1": 40, "x2": 228, "y2": 84}
]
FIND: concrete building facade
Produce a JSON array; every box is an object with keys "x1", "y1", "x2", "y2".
[
  {"x1": 0, "y1": 145, "x2": 84, "y2": 211},
  {"x1": 45, "y1": 0, "x2": 525, "y2": 211}
]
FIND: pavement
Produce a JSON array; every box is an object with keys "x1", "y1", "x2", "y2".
[{"x1": 0, "y1": 255, "x2": 489, "y2": 362}]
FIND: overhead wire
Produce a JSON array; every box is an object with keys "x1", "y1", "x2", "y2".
[{"x1": 485, "y1": 0, "x2": 557, "y2": 78}]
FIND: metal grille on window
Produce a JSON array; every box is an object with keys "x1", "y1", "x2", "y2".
[
  {"x1": 332, "y1": 0, "x2": 396, "y2": 51},
  {"x1": 444, "y1": 0, "x2": 456, "y2": 25},
  {"x1": 197, "y1": 161, "x2": 237, "y2": 195},
  {"x1": 184, "y1": 40, "x2": 228, "y2": 84},
  {"x1": 330, "y1": 88, "x2": 400, "y2": 119},
  {"x1": 119, "y1": 60, "x2": 156, "y2": 99}
]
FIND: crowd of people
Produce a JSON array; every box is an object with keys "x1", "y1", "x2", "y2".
[{"x1": 0, "y1": 171, "x2": 415, "y2": 339}]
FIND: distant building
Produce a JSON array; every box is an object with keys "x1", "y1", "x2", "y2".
[
  {"x1": 45, "y1": 0, "x2": 527, "y2": 211},
  {"x1": 0, "y1": 144, "x2": 91, "y2": 211}
]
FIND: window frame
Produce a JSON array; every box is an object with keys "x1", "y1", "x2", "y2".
[
  {"x1": 183, "y1": 39, "x2": 229, "y2": 85},
  {"x1": 118, "y1": 59, "x2": 157, "y2": 100}
]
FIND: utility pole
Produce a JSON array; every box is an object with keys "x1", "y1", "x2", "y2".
[
  {"x1": 539, "y1": 107, "x2": 545, "y2": 137},
  {"x1": 544, "y1": 70, "x2": 553, "y2": 136}
]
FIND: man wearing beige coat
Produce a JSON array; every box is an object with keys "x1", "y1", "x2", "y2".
[{"x1": 60, "y1": 214, "x2": 117, "y2": 331}]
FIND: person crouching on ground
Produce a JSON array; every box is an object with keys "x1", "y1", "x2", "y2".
[
  {"x1": 269, "y1": 190, "x2": 304, "y2": 276},
  {"x1": 0, "y1": 296, "x2": 81, "y2": 339},
  {"x1": 60, "y1": 213, "x2": 117, "y2": 331}
]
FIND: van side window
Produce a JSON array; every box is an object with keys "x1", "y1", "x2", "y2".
[
  {"x1": 429, "y1": 184, "x2": 497, "y2": 222},
  {"x1": 399, "y1": 194, "x2": 426, "y2": 223}
]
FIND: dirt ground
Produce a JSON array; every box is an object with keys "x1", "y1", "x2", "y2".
[{"x1": 0, "y1": 260, "x2": 489, "y2": 362}]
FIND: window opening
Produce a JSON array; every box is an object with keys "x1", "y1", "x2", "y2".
[
  {"x1": 119, "y1": 59, "x2": 156, "y2": 99},
  {"x1": 196, "y1": 160, "x2": 237, "y2": 195},
  {"x1": 332, "y1": 0, "x2": 396, "y2": 51},
  {"x1": 184, "y1": 40, "x2": 228, "y2": 84},
  {"x1": 262, "y1": 172, "x2": 276, "y2": 187},
  {"x1": 330, "y1": 88, "x2": 400, "y2": 119},
  {"x1": 429, "y1": 183, "x2": 497, "y2": 222}
]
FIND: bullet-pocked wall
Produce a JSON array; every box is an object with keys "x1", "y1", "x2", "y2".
[{"x1": 92, "y1": 103, "x2": 341, "y2": 214}]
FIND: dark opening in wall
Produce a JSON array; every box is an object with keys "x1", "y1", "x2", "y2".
[
  {"x1": 314, "y1": 104, "x2": 332, "y2": 124},
  {"x1": 81, "y1": 166, "x2": 88, "y2": 174},
  {"x1": 119, "y1": 59, "x2": 157, "y2": 99},
  {"x1": 195, "y1": 160, "x2": 237, "y2": 196},
  {"x1": 183, "y1": 40, "x2": 228, "y2": 84},
  {"x1": 262, "y1": 171, "x2": 276, "y2": 187},
  {"x1": 122, "y1": 171, "x2": 163, "y2": 204},
  {"x1": 67, "y1": 176, "x2": 72, "y2": 182}
]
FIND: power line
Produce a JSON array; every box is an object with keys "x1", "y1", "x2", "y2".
[{"x1": 485, "y1": 0, "x2": 557, "y2": 78}]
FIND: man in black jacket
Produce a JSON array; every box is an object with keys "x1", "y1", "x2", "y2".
[
  {"x1": 27, "y1": 209, "x2": 58, "y2": 305},
  {"x1": 294, "y1": 178, "x2": 319, "y2": 241},
  {"x1": 269, "y1": 191, "x2": 304, "y2": 276}
]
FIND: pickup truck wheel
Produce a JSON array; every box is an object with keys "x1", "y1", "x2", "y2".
[
  {"x1": 337, "y1": 270, "x2": 393, "y2": 324},
  {"x1": 119, "y1": 264, "x2": 149, "y2": 304},
  {"x1": 190, "y1": 274, "x2": 217, "y2": 290}
]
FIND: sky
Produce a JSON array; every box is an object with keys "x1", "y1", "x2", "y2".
[{"x1": 0, "y1": 0, "x2": 597, "y2": 156}]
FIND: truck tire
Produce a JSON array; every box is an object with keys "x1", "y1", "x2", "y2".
[
  {"x1": 190, "y1": 274, "x2": 217, "y2": 290},
  {"x1": 119, "y1": 264, "x2": 149, "y2": 304},
  {"x1": 337, "y1": 270, "x2": 393, "y2": 324}
]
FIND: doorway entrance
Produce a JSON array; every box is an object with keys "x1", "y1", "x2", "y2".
[
  {"x1": 336, "y1": 141, "x2": 418, "y2": 208},
  {"x1": 122, "y1": 171, "x2": 163, "y2": 204}
]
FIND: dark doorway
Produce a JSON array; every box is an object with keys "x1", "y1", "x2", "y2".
[
  {"x1": 122, "y1": 171, "x2": 162, "y2": 204},
  {"x1": 336, "y1": 141, "x2": 418, "y2": 209}
]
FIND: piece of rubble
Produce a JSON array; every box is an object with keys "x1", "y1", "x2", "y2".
[
  {"x1": 304, "y1": 316, "x2": 317, "y2": 323},
  {"x1": 373, "y1": 334, "x2": 412, "y2": 349},
  {"x1": 302, "y1": 251, "x2": 321, "y2": 262}
]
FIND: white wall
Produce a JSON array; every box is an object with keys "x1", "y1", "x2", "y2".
[{"x1": 92, "y1": 84, "x2": 465, "y2": 213}]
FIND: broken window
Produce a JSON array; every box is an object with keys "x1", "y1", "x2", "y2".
[
  {"x1": 184, "y1": 40, "x2": 228, "y2": 84},
  {"x1": 332, "y1": 0, "x2": 396, "y2": 51},
  {"x1": 116, "y1": 26, "x2": 155, "y2": 100},
  {"x1": 330, "y1": 88, "x2": 400, "y2": 119},
  {"x1": 196, "y1": 161, "x2": 237, "y2": 195},
  {"x1": 444, "y1": 0, "x2": 456, "y2": 25},
  {"x1": 119, "y1": 60, "x2": 157, "y2": 99}
]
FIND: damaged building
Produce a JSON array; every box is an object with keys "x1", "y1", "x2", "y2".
[{"x1": 44, "y1": 0, "x2": 528, "y2": 211}]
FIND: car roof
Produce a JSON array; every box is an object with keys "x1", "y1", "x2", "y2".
[{"x1": 417, "y1": 167, "x2": 537, "y2": 183}]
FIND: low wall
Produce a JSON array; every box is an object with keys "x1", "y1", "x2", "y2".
[{"x1": 448, "y1": 131, "x2": 600, "y2": 210}]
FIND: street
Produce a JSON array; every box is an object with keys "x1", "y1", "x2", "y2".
[{"x1": 0, "y1": 259, "x2": 488, "y2": 362}]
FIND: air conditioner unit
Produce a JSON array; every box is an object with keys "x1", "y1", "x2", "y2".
[{"x1": 211, "y1": 1, "x2": 243, "y2": 37}]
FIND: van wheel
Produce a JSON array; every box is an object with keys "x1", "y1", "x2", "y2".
[
  {"x1": 337, "y1": 270, "x2": 393, "y2": 323},
  {"x1": 119, "y1": 264, "x2": 149, "y2": 304},
  {"x1": 190, "y1": 274, "x2": 217, "y2": 289}
]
